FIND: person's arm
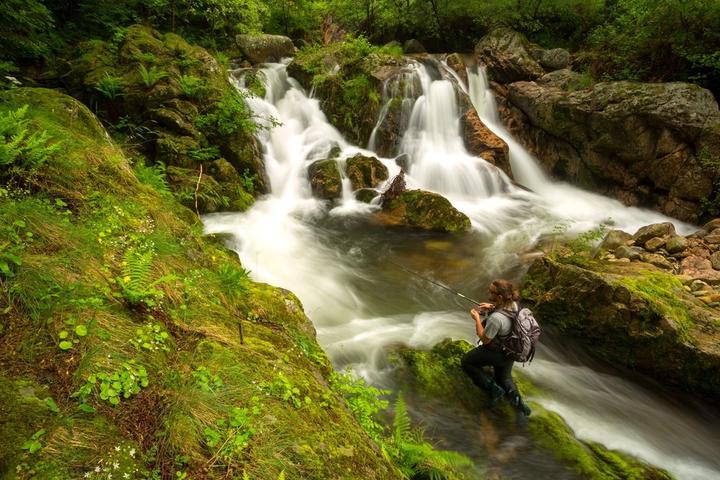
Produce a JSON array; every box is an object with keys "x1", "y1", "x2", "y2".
[{"x1": 470, "y1": 304, "x2": 494, "y2": 344}]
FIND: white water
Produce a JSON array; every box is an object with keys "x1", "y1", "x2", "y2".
[{"x1": 204, "y1": 60, "x2": 718, "y2": 479}]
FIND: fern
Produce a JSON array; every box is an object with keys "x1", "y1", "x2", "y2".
[
  {"x1": 95, "y1": 73, "x2": 124, "y2": 99},
  {"x1": 393, "y1": 394, "x2": 412, "y2": 444},
  {"x1": 133, "y1": 161, "x2": 171, "y2": 197},
  {"x1": 119, "y1": 247, "x2": 174, "y2": 307},
  {"x1": 0, "y1": 105, "x2": 60, "y2": 181},
  {"x1": 217, "y1": 262, "x2": 251, "y2": 299}
]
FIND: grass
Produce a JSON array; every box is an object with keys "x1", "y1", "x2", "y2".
[{"x1": 0, "y1": 88, "x2": 399, "y2": 479}]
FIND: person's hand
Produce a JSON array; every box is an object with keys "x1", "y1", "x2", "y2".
[
  {"x1": 478, "y1": 302, "x2": 494, "y2": 310},
  {"x1": 470, "y1": 308, "x2": 481, "y2": 320}
]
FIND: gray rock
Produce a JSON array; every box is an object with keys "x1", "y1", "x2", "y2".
[
  {"x1": 236, "y1": 34, "x2": 295, "y2": 64},
  {"x1": 665, "y1": 235, "x2": 688, "y2": 254},
  {"x1": 644, "y1": 237, "x2": 666, "y2": 252},
  {"x1": 633, "y1": 223, "x2": 676, "y2": 245},
  {"x1": 537, "y1": 69, "x2": 586, "y2": 90},
  {"x1": 703, "y1": 218, "x2": 720, "y2": 232},
  {"x1": 615, "y1": 245, "x2": 644, "y2": 260},
  {"x1": 474, "y1": 28, "x2": 544, "y2": 83},
  {"x1": 403, "y1": 39, "x2": 426, "y2": 54},
  {"x1": 537, "y1": 48, "x2": 571, "y2": 70},
  {"x1": 601, "y1": 229, "x2": 632, "y2": 251},
  {"x1": 690, "y1": 279, "x2": 710, "y2": 291}
]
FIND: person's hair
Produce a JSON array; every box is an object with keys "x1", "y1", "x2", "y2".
[{"x1": 489, "y1": 279, "x2": 519, "y2": 307}]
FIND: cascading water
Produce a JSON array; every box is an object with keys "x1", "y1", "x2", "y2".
[{"x1": 204, "y1": 59, "x2": 720, "y2": 479}]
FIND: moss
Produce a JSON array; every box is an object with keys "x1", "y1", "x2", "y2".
[
  {"x1": 308, "y1": 159, "x2": 342, "y2": 200},
  {"x1": 619, "y1": 271, "x2": 693, "y2": 339},
  {"x1": 345, "y1": 154, "x2": 388, "y2": 190},
  {"x1": 384, "y1": 190, "x2": 471, "y2": 233},
  {"x1": 0, "y1": 90, "x2": 397, "y2": 479}
]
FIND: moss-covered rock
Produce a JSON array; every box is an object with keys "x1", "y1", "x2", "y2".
[
  {"x1": 236, "y1": 34, "x2": 295, "y2": 64},
  {"x1": 345, "y1": 154, "x2": 389, "y2": 190},
  {"x1": 308, "y1": 159, "x2": 342, "y2": 200},
  {"x1": 0, "y1": 89, "x2": 397, "y2": 479},
  {"x1": 474, "y1": 28, "x2": 545, "y2": 83},
  {"x1": 355, "y1": 188, "x2": 380, "y2": 203},
  {"x1": 389, "y1": 340, "x2": 672, "y2": 480},
  {"x1": 377, "y1": 190, "x2": 471, "y2": 233},
  {"x1": 523, "y1": 256, "x2": 720, "y2": 396},
  {"x1": 62, "y1": 25, "x2": 266, "y2": 209}
]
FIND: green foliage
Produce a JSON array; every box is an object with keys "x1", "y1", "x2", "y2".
[
  {"x1": 196, "y1": 90, "x2": 257, "y2": 136},
  {"x1": 216, "y1": 262, "x2": 251, "y2": 298},
  {"x1": 192, "y1": 366, "x2": 224, "y2": 392},
  {"x1": 331, "y1": 370, "x2": 389, "y2": 441},
  {"x1": 203, "y1": 407, "x2": 257, "y2": 465},
  {"x1": 130, "y1": 322, "x2": 171, "y2": 352},
  {"x1": 0, "y1": 219, "x2": 31, "y2": 278},
  {"x1": 133, "y1": 161, "x2": 172, "y2": 197},
  {"x1": 0, "y1": 0, "x2": 54, "y2": 62},
  {"x1": 0, "y1": 105, "x2": 60, "y2": 184},
  {"x1": 177, "y1": 74, "x2": 206, "y2": 98},
  {"x1": 21, "y1": 429, "x2": 46, "y2": 454},
  {"x1": 81, "y1": 443, "x2": 146, "y2": 479},
  {"x1": 95, "y1": 73, "x2": 124, "y2": 99},
  {"x1": 57, "y1": 317, "x2": 93, "y2": 351},
  {"x1": 262, "y1": 372, "x2": 311, "y2": 408},
  {"x1": 240, "y1": 169, "x2": 258, "y2": 194},
  {"x1": 549, "y1": 222, "x2": 608, "y2": 267},
  {"x1": 138, "y1": 64, "x2": 169, "y2": 87},
  {"x1": 75, "y1": 360, "x2": 149, "y2": 406}
]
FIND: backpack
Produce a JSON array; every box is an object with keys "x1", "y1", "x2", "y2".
[{"x1": 498, "y1": 307, "x2": 541, "y2": 363}]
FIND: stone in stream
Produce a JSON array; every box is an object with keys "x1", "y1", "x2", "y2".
[
  {"x1": 377, "y1": 189, "x2": 471, "y2": 233},
  {"x1": 665, "y1": 235, "x2": 688, "y2": 254},
  {"x1": 615, "y1": 245, "x2": 643, "y2": 261},
  {"x1": 644, "y1": 237, "x2": 666, "y2": 252},
  {"x1": 601, "y1": 229, "x2": 632, "y2": 251},
  {"x1": 461, "y1": 107, "x2": 512, "y2": 177},
  {"x1": 345, "y1": 154, "x2": 389, "y2": 190},
  {"x1": 387, "y1": 340, "x2": 672, "y2": 479},
  {"x1": 308, "y1": 159, "x2": 342, "y2": 200},
  {"x1": 633, "y1": 223, "x2": 676, "y2": 245}
]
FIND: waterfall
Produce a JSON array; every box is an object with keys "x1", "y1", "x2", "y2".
[{"x1": 203, "y1": 60, "x2": 720, "y2": 480}]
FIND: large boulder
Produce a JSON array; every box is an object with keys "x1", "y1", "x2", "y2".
[
  {"x1": 403, "y1": 39, "x2": 426, "y2": 54},
  {"x1": 345, "y1": 154, "x2": 389, "y2": 190},
  {"x1": 533, "y1": 48, "x2": 571, "y2": 71},
  {"x1": 236, "y1": 34, "x2": 295, "y2": 64},
  {"x1": 632, "y1": 222, "x2": 676, "y2": 245},
  {"x1": 461, "y1": 107, "x2": 512, "y2": 176},
  {"x1": 308, "y1": 159, "x2": 342, "y2": 200},
  {"x1": 376, "y1": 190, "x2": 471, "y2": 233},
  {"x1": 523, "y1": 257, "x2": 720, "y2": 396},
  {"x1": 474, "y1": 28, "x2": 545, "y2": 83},
  {"x1": 497, "y1": 79, "x2": 720, "y2": 222}
]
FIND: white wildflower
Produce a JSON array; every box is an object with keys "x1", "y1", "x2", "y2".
[
  {"x1": 115, "y1": 446, "x2": 121, "y2": 452},
  {"x1": 129, "y1": 448, "x2": 136, "y2": 458},
  {"x1": 113, "y1": 462, "x2": 120, "y2": 469}
]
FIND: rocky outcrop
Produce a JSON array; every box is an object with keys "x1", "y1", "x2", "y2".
[
  {"x1": 345, "y1": 154, "x2": 389, "y2": 190},
  {"x1": 376, "y1": 189, "x2": 471, "y2": 232},
  {"x1": 445, "y1": 53, "x2": 468, "y2": 85},
  {"x1": 461, "y1": 107, "x2": 512, "y2": 176},
  {"x1": 474, "y1": 28, "x2": 545, "y2": 83},
  {"x1": 388, "y1": 340, "x2": 672, "y2": 479},
  {"x1": 497, "y1": 79, "x2": 720, "y2": 222},
  {"x1": 236, "y1": 34, "x2": 295, "y2": 64},
  {"x1": 308, "y1": 159, "x2": 342, "y2": 200},
  {"x1": 524, "y1": 240, "x2": 720, "y2": 395},
  {"x1": 532, "y1": 48, "x2": 570, "y2": 71},
  {"x1": 403, "y1": 39, "x2": 426, "y2": 54}
]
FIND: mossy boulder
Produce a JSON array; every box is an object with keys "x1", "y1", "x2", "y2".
[
  {"x1": 355, "y1": 188, "x2": 380, "y2": 203},
  {"x1": 345, "y1": 154, "x2": 389, "y2": 190},
  {"x1": 474, "y1": 28, "x2": 545, "y2": 83},
  {"x1": 523, "y1": 256, "x2": 720, "y2": 396},
  {"x1": 388, "y1": 340, "x2": 671, "y2": 480},
  {"x1": 236, "y1": 34, "x2": 295, "y2": 64},
  {"x1": 0, "y1": 89, "x2": 397, "y2": 479},
  {"x1": 377, "y1": 190, "x2": 471, "y2": 233},
  {"x1": 62, "y1": 25, "x2": 267, "y2": 204},
  {"x1": 308, "y1": 159, "x2": 342, "y2": 200}
]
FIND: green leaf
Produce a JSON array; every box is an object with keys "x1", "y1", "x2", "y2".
[
  {"x1": 58, "y1": 330, "x2": 69, "y2": 339},
  {"x1": 75, "y1": 324, "x2": 88, "y2": 337},
  {"x1": 58, "y1": 341, "x2": 73, "y2": 350},
  {"x1": 78, "y1": 403, "x2": 95, "y2": 413},
  {"x1": 109, "y1": 396, "x2": 120, "y2": 405},
  {"x1": 44, "y1": 397, "x2": 59, "y2": 413}
]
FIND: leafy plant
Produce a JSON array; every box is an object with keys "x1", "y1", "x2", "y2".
[
  {"x1": 75, "y1": 360, "x2": 149, "y2": 406},
  {"x1": 262, "y1": 372, "x2": 310, "y2": 409},
  {"x1": 21, "y1": 429, "x2": 46, "y2": 454},
  {"x1": 138, "y1": 64, "x2": 169, "y2": 87},
  {"x1": 196, "y1": 91, "x2": 257, "y2": 136},
  {"x1": 134, "y1": 161, "x2": 172, "y2": 197},
  {"x1": 0, "y1": 104, "x2": 60, "y2": 182},
  {"x1": 57, "y1": 317, "x2": 91, "y2": 351},
  {"x1": 204, "y1": 407, "x2": 256, "y2": 465},
  {"x1": 177, "y1": 74, "x2": 205, "y2": 98},
  {"x1": 331, "y1": 370, "x2": 389, "y2": 441},
  {"x1": 192, "y1": 366, "x2": 223, "y2": 392},
  {"x1": 95, "y1": 73, "x2": 124, "y2": 99},
  {"x1": 0, "y1": 219, "x2": 31, "y2": 278},
  {"x1": 130, "y1": 322, "x2": 170, "y2": 352},
  {"x1": 240, "y1": 169, "x2": 257, "y2": 194},
  {"x1": 216, "y1": 262, "x2": 251, "y2": 298},
  {"x1": 188, "y1": 146, "x2": 221, "y2": 162},
  {"x1": 116, "y1": 246, "x2": 174, "y2": 308}
]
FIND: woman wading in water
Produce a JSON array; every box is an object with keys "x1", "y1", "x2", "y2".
[{"x1": 461, "y1": 279, "x2": 532, "y2": 416}]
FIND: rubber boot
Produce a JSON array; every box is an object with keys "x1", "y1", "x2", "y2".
[
  {"x1": 509, "y1": 392, "x2": 532, "y2": 416},
  {"x1": 482, "y1": 380, "x2": 505, "y2": 405}
]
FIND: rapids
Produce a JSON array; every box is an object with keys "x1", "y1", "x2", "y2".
[{"x1": 203, "y1": 59, "x2": 720, "y2": 479}]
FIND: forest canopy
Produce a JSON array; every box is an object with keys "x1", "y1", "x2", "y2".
[{"x1": 1, "y1": 0, "x2": 718, "y2": 96}]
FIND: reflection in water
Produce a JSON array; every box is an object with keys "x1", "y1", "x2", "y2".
[{"x1": 204, "y1": 60, "x2": 720, "y2": 479}]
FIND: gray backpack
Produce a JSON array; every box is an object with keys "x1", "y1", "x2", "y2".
[{"x1": 499, "y1": 307, "x2": 541, "y2": 363}]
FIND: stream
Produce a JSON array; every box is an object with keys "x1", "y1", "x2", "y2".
[{"x1": 203, "y1": 58, "x2": 720, "y2": 479}]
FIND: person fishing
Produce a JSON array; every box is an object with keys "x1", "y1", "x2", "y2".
[{"x1": 461, "y1": 279, "x2": 533, "y2": 416}]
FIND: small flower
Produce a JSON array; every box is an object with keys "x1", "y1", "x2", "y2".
[
  {"x1": 113, "y1": 462, "x2": 120, "y2": 469},
  {"x1": 123, "y1": 474, "x2": 130, "y2": 479},
  {"x1": 129, "y1": 448, "x2": 136, "y2": 458},
  {"x1": 115, "y1": 446, "x2": 121, "y2": 452},
  {"x1": 84, "y1": 473, "x2": 91, "y2": 478},
  {"x1": 95, "y1": 466, "x2": 101, "y2": 473}
]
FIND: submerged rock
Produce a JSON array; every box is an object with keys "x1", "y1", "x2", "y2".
[
  {"x1": 308, "y1": 159, "x2": 342, "y2": 200},
  {"x1": 236, "y1": 34, "x2": 295, "y2": 64},
  {"x1": 377, "y1": 190, "x2": 471, "y2": 233}
]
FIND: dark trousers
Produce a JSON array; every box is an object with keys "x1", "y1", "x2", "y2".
[{"x1": 461, "y1": 344, "x2": 517, "y2": 396}]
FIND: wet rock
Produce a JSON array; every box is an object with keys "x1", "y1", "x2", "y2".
[
  {"x1": 403, "y1": 39, "x2": 426, "y2": 54},
  {"x1": 681, "y1": 255, "x2": 720, "y2": 284},
  {"x1": 395, "y1": 153, "x2": 410, "y2": 172},
  {"x1": 705, "y1": 230, "x2": 720, "y2": 244},
  {"x1": 711, "y1": 252, "x2": 720, "y2": 270},
  {"x1": 236, "y1": 34, "x2": 295, "y2": 64},
  {"x1": 475, "y1": 28, "x2": 545, "y2": 83},
  {"x1": 445, "y1": 53, "x2": 468, "y2": 85},
  {"x1": 345, "y1": 154, "x2": 389, "y2": 190},
  {"x1": 537, "y1": 69, "x2": 587, "y2": 91},
  {"x1": 461, "y1": 107, "x2": 512, "y2": 176},
  {"x1": 644, "y1": 237, "x2": 666, "y2": 252},
  {"x1": 601, "y1": 229, "x2": 632, "y2": 251},
  {"x1": 308, "y1": 159, "x2": 342, "y2": 200},
  {"x1": 691, "y1": 279, "x2": 710, "y2": 292},
  {"x1": 665, "y1": 235, "x2": 688, "y2": 254},
  {"x1": 355, "y1": 188, "x2": 379, "y2": 203},
  {"x1": 703, "y1": 218, "x2": 720, "y2": 232},
  {"x1": 615, "y1": 245, "x2": 644, "y2": 260},
  {"x1": 377, "y1": 190, "x2": 471, "y2": 233},
  {"x1": 633, "y1": 223, "x2": 676, "y2": 245}
]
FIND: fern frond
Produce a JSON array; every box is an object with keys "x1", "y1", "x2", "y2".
[
  {"x1": 393, "y1": 394, "x2": 411, "y2": 444},
  {"x1": 122, "y1": 247, "x2": 154, "y2": 291}
]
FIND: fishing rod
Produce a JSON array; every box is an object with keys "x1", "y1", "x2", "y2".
[{"x1": 387, "y1": 260, "x2": 486, "y2": 308}]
